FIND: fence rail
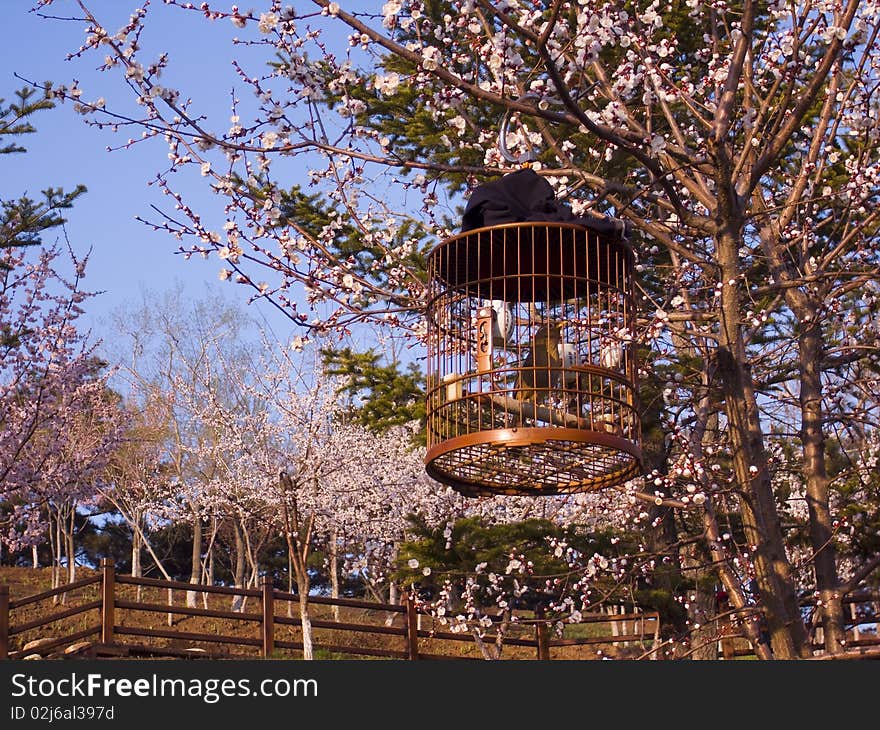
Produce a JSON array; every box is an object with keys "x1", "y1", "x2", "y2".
[{"x1": 0, "y1": 560, "x2": 662, "y2": 661}]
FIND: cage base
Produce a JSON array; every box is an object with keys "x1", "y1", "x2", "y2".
[{"x1": 426, "y1": 427, "x2": 642, "y2": 497}]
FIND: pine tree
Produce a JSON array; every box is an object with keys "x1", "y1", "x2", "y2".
[{"x1": 321, "y1": 346, "x2": 425, "y2": 437}]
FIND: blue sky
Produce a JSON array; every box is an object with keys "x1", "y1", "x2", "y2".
[{"x1": 2, "y1": 1, "x2": 300, "y2": 347}]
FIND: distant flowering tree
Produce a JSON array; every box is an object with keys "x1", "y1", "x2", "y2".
[
  {"x1": 108, "y1": 290, "x2": 261, "y2": 599},
  {"x1": 1, "y1": 85, "x2": 121, "y2": 565},
  {"x1": 100, "y1": 397, "x2": 177, "y2": 585},
  {"x1": 37, "y1": 0, "x2": 880, "y2": 658},
  {"x1": 169, "y1": 334, "x2": 423, "y2": 657}
]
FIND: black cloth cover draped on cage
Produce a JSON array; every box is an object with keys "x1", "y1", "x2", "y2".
[{"x1": 460, "y1": 168, "x2": 631, "y2": 239}]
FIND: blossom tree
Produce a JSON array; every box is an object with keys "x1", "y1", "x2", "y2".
[
  {"x1": 35, "y1": 0, "x2": 880, "y2": 658},
  {"x1": 100, "y1": 397, "x2": 176, "y2": 587},
  {"x1": 107, "y1": 287, "x2": 272, "y2": 602},
  {"x1": 177, "y1": 332, "x2": 426, "y2": 657},
  {"x1": 1, "y1": 84, "x2": 122, "y2": 568}
]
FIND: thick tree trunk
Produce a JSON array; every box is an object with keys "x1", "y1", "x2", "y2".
[
  {"x1": 689, "y1": 586, "x2": 719, "y2": 660},
  {"x1": 798, "y1": 320, "x2": 845, "y2": 654},
  {"x1": 715, "y1": 227, "x2": 809, "y2": 658}
]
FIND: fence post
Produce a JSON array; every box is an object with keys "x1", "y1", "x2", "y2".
[
  {"x1": 0, "y1": 585, "x2": 9, "y2": 660},
  {"x1": 101, "y1": 558, "x2": 115, "y2": 645},
  {"x1": 651, "y1": 612, "x2": 661, "y2": 660},
  {"x1": 261, "y1": 576, "x2": 275, "y2": 659},
  {"x1": 404, "y1": 593, "x2": 420, "y2": 660},
  {"x1": 535, "y1": 607, "x2": 551, "y2": 660}
]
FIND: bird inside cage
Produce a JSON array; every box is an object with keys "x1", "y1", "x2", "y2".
[
  {"x1": 557, "y1": 343, "x2": 585, "y2": 416},
  {"x1": 557, "y1": 341, "x2": 579, "y2": 381},
  {"x1": 598, "y1": 332, "x2": 625, "y2": 371},
  {"x1": 599, "y1": 339, "x2": 623, "y2": 370},
  {"x1": 593, "y1": 411, "x2": 623, "y2": 437},
  {"x1": 514, "y1": 321, "x2": 564, "y2": 408},
  {"x1": 485, "y1": 299, "x2": 513, "y2": 347}
]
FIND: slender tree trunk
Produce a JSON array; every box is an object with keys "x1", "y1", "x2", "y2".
[
  {"x1": 644, "y1": 259, "x2": 693, "y2": 636},
  {"x1": 131, "y1": 512, "x2": 143, "y2": 601},
  {"x1": 66, "y1": 503, "x2": 76, "y2": 584},
  {"x1": 757, "y1": 194, "x2": 847, "y2": 655},
  {"x1": 798, "y1": 319, "x2": 845, "y2": 654},
  {"x1": 299, "y1": 590, "x2": 314, "y2": 660},
  {"x1": 188, "y1": 514, "x2": 202, "y2": 608},
  {"x1": 716, "y1": 339, "x2": 807, "y2": 658},
  {"x1": 330, "y1": 526, "x2": 340, "y2": 623},
  {"x1": 278, "y1": 473, "x2": 314, "y2": 659},
  {"x1": 131, "y1": 515, "x2": 142, "y2": 576},
  {"x1": 50, "y1": 510, "x2": 61, "y2": 602},
  {"x1": 285, "y1": 531, "x2": 313, "y2": 660},
  {"x1": 609, "y1": 605, "x2": 620, "y2": 638},
  {"x1": 205, "y1": 523, "x2": 216, "y2": 611},
  {"x1": 242, "y1": 522, "x2": 260, "y2": 610},
  {"x1": 715, "y1": 225, "x2": 809, "y2": 659},
  {"x1": 692, "y1": 360, "x2": 774, "y2": 659},
  {"x1": 385, "y1": 579, "x2": 400, "y2": 627},
  {"x1": 104, "y1": 497, "x2": 172, "y2": 599},
  {"x1": 471, "y1": 609, "x2": 510, "y2": 660},
  {"x1": 700, "y1": 494, "x2": 774, "y2": 659},
  {"x1": 232, "y1": 521, "x2": 246, "y2": 612},
  {"x1": 642, "y1": 424, "x2": 688, "y2": 634},
  {"x1": 31, "y1": 544, "x2": 38, "y2": 568},
  {"x1": 385, "y1": 543, "x2": 401, "y2": 627},
  {"x1": 52, "y1": 510, "x2": 59, "y2": 589},
  {"x1": 287, "y1": 545, "x2": 295, "y2": 619},
  {"x1": 288, "y1": 536, "x2": 313, "y2": 660}
]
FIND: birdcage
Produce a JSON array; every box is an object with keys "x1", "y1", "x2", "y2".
[{"x1": 425, "y1": 221, "x2": 642, "y2": 496}]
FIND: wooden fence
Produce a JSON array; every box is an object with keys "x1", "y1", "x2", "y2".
[
  {"x1": 0, "y1": 559, "x2": 661, "y2": 661},
  {"x1": 713, "y1": 592, "x2": 880, "y2": 659}
]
